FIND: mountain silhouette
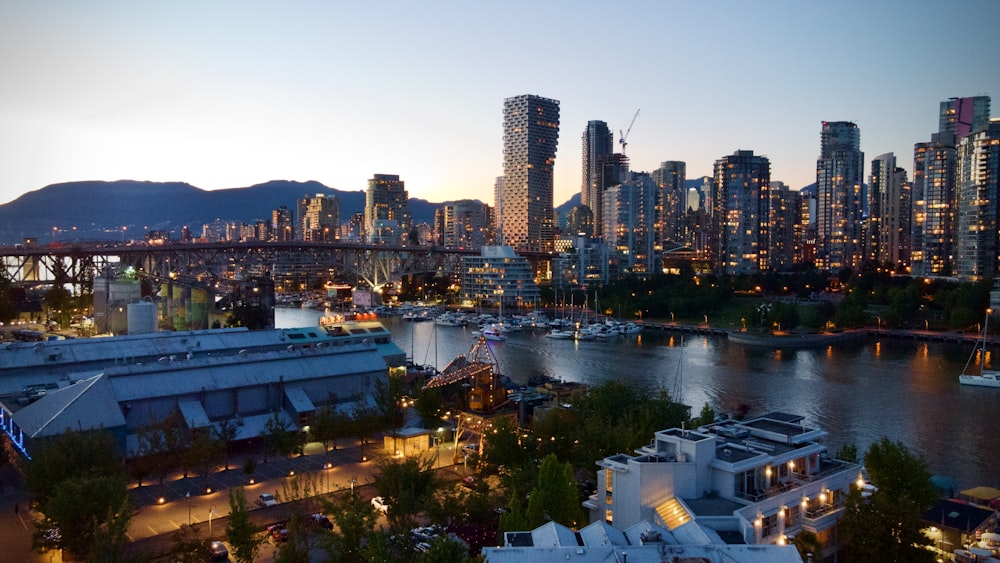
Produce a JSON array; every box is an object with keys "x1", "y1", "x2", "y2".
[{"x1": 0, "y1": 180, "x2": 451, "y2": 245}]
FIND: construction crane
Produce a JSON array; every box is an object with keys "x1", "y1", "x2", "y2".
[{"x1": 619, "y1": 109, "x2": 640, "y2": 156}]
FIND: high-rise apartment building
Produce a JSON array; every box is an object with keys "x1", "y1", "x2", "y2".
[
  {"x1": 955, "y1": 120, "x2": 1000, "y2": 280},
  {"x1": 816, "y1": 121, "x2": 864, "y2": 271},
  {"x1": 297, "y1": 193, "x2": 339, "y2": 242},
  {"x1": 582, "y1": 120, "x2": 613, "y2": 209},
  {"x1": 602, "y1": 172, "x2": 657, "y2": 277},
  {"x1": 565, "y1": 205, "x2": 594, "y2": 237},
  {"x1": 940, "y1": 96, "x2": 992, "y2": 139},
  {"x1": 651, "y1": 161, "x2": 687, "y2": 249},
  {"x1": 712, "y1": 150, "x2": 771, "y2": 274},
  {"x1": 437, "y1": 200, "x2": 493, "y2": 249},
  {"x1": 500, "y1": 95, "x2": 560, "y2": 252},
  {"x1": 866, "y1": 154, "x2": 910, "y2": 267},
  {"x1": 365, "y1": 174, "x2": 411, "y2": 244},
  {"x1": 767, "y1": 182, "x2": 800, "y2": 271},
  {"x1": 271, "y1": 205, "x2": 294, "y2": 242}
]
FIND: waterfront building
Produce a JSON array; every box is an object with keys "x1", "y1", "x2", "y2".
[
  {"x1": 500, "y1": 95, "x2": 560, "y2": 252},
  {"x1": 437, "y1": 200, "x2": 493, "y2": 249},
  {"x1": 816, "y1": 121, "x2": 864, "y2": 271},
  {"x1": 0, "y1": 320, "x2": 405, "y2": 460},
  {"x1": 955, "y1": 120, "x2": 1000, "y2": 280},
  {"x1": 768, "y1": 182, "x2": 800, "y2": 271},
  {"x1": 483, "y1": 519, "x2": 801, "y2": 562},
  {"x1": 712, "y1": 150, "x2": 771, "y2": 274},
  {"x1": 867, "y1": 153, "x2": 911, "y2": 268},
  {"x1": 911, "y1": 135, "x2": 957, "y2": 276},
  {"x1": 581, "y1": 120, "x2": 613, "y2": 210},
  {"x1": 551, "y1": 235, "x2": 608, "y2": 290},
  {"x1": 458, "y1": 246, "x2": 540, "y2": 309},
  {"x1": 271, "y1": 205, "x2": 295, "y2": 242},
  {"x1": 365, "y1": 174, "x2": 411, "y2": 245},
  {"x1": 602, "y1": 172, "x2": 657, "y2": 277},
  {"x1": 297, "y1": 193, "x2": 339, "y2": 242},
  {"x1": 583, "y1": 413, "x2": 861, "y2": 561},
  {"x1": 652, "y1": 161, "x2": 687, "y2": 250}
]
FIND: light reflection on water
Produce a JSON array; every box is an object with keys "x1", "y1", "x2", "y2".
[{"x1": 278, "y1": 308, "x2": 999, "y2": 490}]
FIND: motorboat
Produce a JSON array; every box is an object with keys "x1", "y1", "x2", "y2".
[{"x1": 960, "y1": 311, "x2": 1000, "y2": 388}]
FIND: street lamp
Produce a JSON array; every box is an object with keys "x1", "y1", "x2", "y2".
[
  {"x1": 208, "y1": 505, "x2": 218, "y2": 538},
  {"x1": 185, "y1": 491, "x2": 191, "y2": 526},
  {"x1": 350, "y1": 475, "x2": 358, "y2": 493}
]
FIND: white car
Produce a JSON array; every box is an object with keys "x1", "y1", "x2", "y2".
[
  {"x1": 371, "y1": 496, "x2": 389, "y2": 513},
  {"x1": 257, "y1": 493, "x2": 278, "y2": 507}
]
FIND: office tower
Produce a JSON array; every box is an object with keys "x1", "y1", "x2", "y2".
[
  {"x1": 955, "y1": 120, "x2": 1000, "y2": 280},
  {"x1": 867, "y1": 154, "x2": 910, "y2": 267},
  {"x1": 712, "y1": 150, "x2": 771, "y2": 274},
  {"x1": 297, "y1": 194, "x2": 339, "y2": 242},
  {"x1": 582, "y1": 120, "x2": 614, "y2": 209},
  {"x1": 501, "y1": 95, "x2": 560, "y2": 251},
  {"x1": 602, "y1": 172, "x2": 657, "y2": 276},
  {"x1": 768, "y1": 182, "x2": 799, "y2": 271},
  {"x1": 939, "y1": 96, "x2": 992, "y2": 139},
  {"x1": 651, "y1": 161, "x2": 687, "y2": 249},
  {"x1": 816, "y1": 121, "x2": 864, "y2": 271},
  {"x1": 439, "y1": 200, "x2": 492, "y2": 249},
  {"x1": 271, "y1": 206, "x2": 294, "y2": 242},
  {"x1": 365, "y1": 174, "x2": 411, "y2": 244}
]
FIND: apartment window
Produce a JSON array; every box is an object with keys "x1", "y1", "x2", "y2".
[
  {"x1": 605, "y1": 508, "x2": 613, "y2": 524},
  {"x1": 762, "y1": 513, "x2": 778, "y2": 539},
  {"x1": 605, "y1": 470, "x2": 613, "y2": 505}
]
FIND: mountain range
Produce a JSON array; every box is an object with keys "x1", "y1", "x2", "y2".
[{"x1": 0, "y1": 177, "x2": 725, "y2": 246}]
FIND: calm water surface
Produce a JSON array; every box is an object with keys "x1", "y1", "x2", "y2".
[{"x1": 277, "y1": 308, "x2": 999, "y2": 490}]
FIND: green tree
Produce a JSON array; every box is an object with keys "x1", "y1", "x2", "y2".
[
  {"x1": 840, "y1": 438, "x2": 936, "y2": 562},
  {"x1": 834, "y1": 443, "x2": 859, "y2": 463},
  {"x1": 169, "y1": 524, "x2": 206, "y2": 563},
  {"x1": 792, "y1": 530, "x2": 821, "y2": 562},
  {"x1": 226, "y1": 487, "x2": 265, "y2": 563},
  {"x1": 262, "y1": 411, "x2": 302, "y2": 467},
  {"x1": 372, "y1": 455, "x2": 440, "y2": 534},
  {"x1": 373, "y1": 372, "x2": 405, "y2": 427},
  {"x1": 24, "y1": 429, "x2": 130, "y2": 560},
  {"x1": 321, "y1": 489, "x2": 380, "y2": 562},
  {"x1": 525, "y1": 454, "x2": 584, "y2": 528},
  {"x1": 0, "y1": 278, "x2": 19, "y2": 324},
  {"x1": 418, "y1": 536, "x2": 473, "y2": 563}
]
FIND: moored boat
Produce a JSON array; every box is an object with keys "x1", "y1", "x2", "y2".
[{"x1": 960, "y1": 311, "x2": 1000, "y2": 388}]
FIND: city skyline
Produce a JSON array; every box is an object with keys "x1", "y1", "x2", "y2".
[{"x1": 2, "y1": 1, "x2": 999, "y2": 207}]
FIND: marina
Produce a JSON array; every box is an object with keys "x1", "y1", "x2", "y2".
[{"x1": 276, "y1": 307, "x2": 1000, "y2": 493}]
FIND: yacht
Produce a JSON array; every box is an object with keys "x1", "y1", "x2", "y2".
[{"x1": 960, "y1": 311, "x2": 1000, "y2": 388}]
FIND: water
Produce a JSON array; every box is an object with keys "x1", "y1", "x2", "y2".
[{"x1": 277, "y1": 307, "x2": 1000, "y2": 491}]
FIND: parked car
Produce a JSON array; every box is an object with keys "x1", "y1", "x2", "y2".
[
  {"x1": 257, "y1": 493, "x2": 278, "y2": 507},
  {"x1": 206, "y1": 540, "x2": 229, "y2": 561},
  {"x1": 310, "y1": 513, "x2": 333, "y2": 529},
  {"x1": 371, "y1": 496, "x2": 389, "y2": 513},
  {"x1": 267, "y1": 522, "x2": 289, "y2": 542}
]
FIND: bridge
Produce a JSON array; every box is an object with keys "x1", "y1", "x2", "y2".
[{"x1": 0, "y1": 241, "x2": 487, "y2": 292}]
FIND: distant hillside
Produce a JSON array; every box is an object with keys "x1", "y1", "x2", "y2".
[{"x1": 0, "y1": 180, "x2": 452, "y2": 245}]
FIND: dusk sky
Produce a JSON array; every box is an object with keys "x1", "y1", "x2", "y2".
[{"x1": 2, "y1": 1, "x2": 998, "y2": 207}]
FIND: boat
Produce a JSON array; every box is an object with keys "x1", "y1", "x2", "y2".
[
  {"x1": 481, "y1": 325, "x2": 507, "y2": 341},
  {"x1": 545, "y1": 328, "x2": 573, "y2": 339},
  {"x1": 960, "y1": 311, "x2": 1000, "y2": 388}
]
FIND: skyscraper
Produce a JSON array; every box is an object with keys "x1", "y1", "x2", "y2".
[
  {"x1": 651, "y1": 161, "x2": 687, "y2": 249},
  {"x1": 602, "y1": 172, "x2": 657, "y2": 277},
  {"x1": 365, "y1": 174, "x2": 410, "y2": 244},
  {"x1": 297, "y1": 193, "x2": 339, "y2": 242},
  {"x1": 816, "y1": 121, "x2": 864, "y2": 271},
  {"x1": 939, "y1": 96, "x2": 992, "y2": 139},
  {"x1": 438, "y1": 200, "x2": 493, "y2": 249},
  {"x1": 955, "y1": 119, "x2": 1000, "y2": 280},
  {"x1": 712, "y1": 150, "x2": 771, "y2": 274},
  {"x1": 271, "y1": 205, "x2": 294, "y2": 242},
  {"x1": 582, "y1": 120, "x2": 613, "y2": 209},
  {"x1": 867, "y1": 154, "x2": 910, "y2": 267},
  {"x1": 501, "y1": 95, "x2": 560, "y2": 251}
]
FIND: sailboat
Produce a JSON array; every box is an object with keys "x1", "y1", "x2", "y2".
[{"x1": 960, "y1": 311, "x2": 1000, "y2": 388}]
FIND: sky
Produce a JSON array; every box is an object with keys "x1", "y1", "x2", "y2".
[{"x1": 1, "y1": 1, "x2": 999, "y2": 207}]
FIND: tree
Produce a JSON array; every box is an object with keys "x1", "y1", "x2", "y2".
[
  {"x1": 372, "y1": 455, "x2": 439, "y2": 533},
  {"x1": 24, "y1": 429, "x2": 130, "y2": 560},
  {"x1": 226, "y1": 487, "x2": 265, "y2": 563},
  {"x1": 839, "y1": 438, "x2": 936, "y2": 562},
  {"x1": 525, "y1": 454, "x2": 584, "y2": 528},
  {"x1": 262, "y1": 411, "x2": 301, "y2": 467},
  {"x1": 320, "y1": 489, "x2": 380, "y2": 562},
  {"x1": 373, "y1": 372, "x2": 405, "y2": 427},
  {"x1": 418, "y1": 536, "x2": 473, "y2": 563},
  {"x1": 792, "y1": 530, "x2": 821, "y2": 562}
]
